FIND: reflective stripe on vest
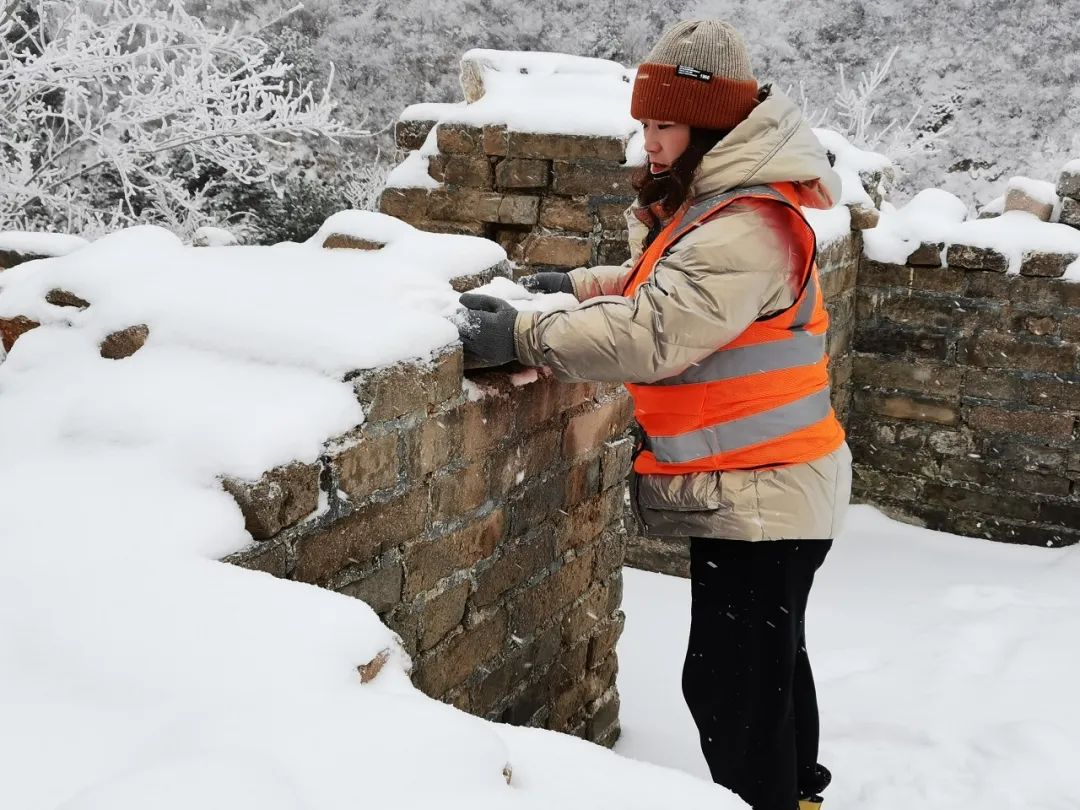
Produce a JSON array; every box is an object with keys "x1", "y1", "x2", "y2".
[{"x1": 623, "y1": 181, "x2": 844, "y2": 473}]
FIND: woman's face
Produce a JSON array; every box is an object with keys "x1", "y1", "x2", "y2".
[{"x1": 640, "y1": 119, "x2": 691, "y2": 175}]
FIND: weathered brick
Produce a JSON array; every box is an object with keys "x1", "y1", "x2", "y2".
[
  {"x1": 293, "y1": 489, "x2": 428, "y2": 585},
  {"x1": 960, "y1": 332, "x2": 1079, "y2": 373},
  {"x1": 552, "y1": 160, "x2": 635, "y2": 196},
  {"x1": 947, "y1": 244, "x2": 1008, "y2": 272},
  {"x1": 221, "y1": 461, "x2": 321, "y2": 540},
  {"x1": 510, "y1": 550, "x2": 595, "y2": 636},
  {"x1": 328, "y1": 430, "x2": 399, "y2": 502},
  {"x1": 491, "y1": 426, "x2": 561, "y2": 492},
  {"x1": 523, "y1": 233, "x2": 591, "y2": 267},
  {"x1": 430, "y1": 462, "x2": 490, "y2": 524},
  {"x1": 404, "y1": 509, "x2": 505, "y2": 598},
  {"x1": 444, "y1": 155, "x2": 494, "y2": 187},
  {"x1": 587, "y1": 611, "x2": 625, "y2": 669},
  {"x1": 908, "y1": 242, "x2": 945, "y2": 267},
  {"x1": 1056, "y1": 166, "x2": 1080, "y2": 200},
  {"x1": 967, "y1": 405, "x2": 1075, "y2": 442},
  {"x1": 1025, "y1": 377, "x2": 1080, "y2": 410},
  {"x1": 495, "y1": 158, "x2": 549, "y2": 189},
  {"x1": 562, "y1": 580, "x2": 615, "y2": 644},
  {"x1": 1004, "y1": 187, "x2": 1053, "y2": 221},
  {"x1": 494, "y1": 195, "x2": 540, "y2": 226},
  {"x1": 961, "y1": 368, "x2": 1024, "y2": 401},
  {"x1": 1061, "y1": 197, "x2": 1080, "y2": 229},
  {"x1": 395, "y1": 118, "x2": 436, "y2": 151},
  {"x1": 564, "y1": 456, "x2": 603, "y2": 506},
  {"x1": 926, "y1": 427, "x2": 977, "y2": 457},
  {"x1": 853, "y1": 323, "x2": 952, "y2": 360},
  {"x1": 1020, "y1": 250, "x2": 1076, "y2": 278},
  {"x1": 597, "y1": 233, "x2": 631, "y2": 265},
  {"x1": 980, "y1": 439, "x2": 1070, "y2": 471},
  {"x1": 922, "y1": 482, "x2": 1041, "y2": 521},
  {"x1": 539, "y1": 197, "x2": 592, "y2": 233},
  {"x1": 338, "y1": 554, "x2": 404, "y2": 614},
  {"x1": 1010, "y1": 311, "x2": 1058, "y2": 337},
  {"x1": 419, "y1": 580, "x2": 470, "y2": 651},
  {"x1": 409, "y1": 410, "x2": 463, "y2": 477},
  {"x1": 507, "y1": 132, "x2": 625, "y2": 162},
  {"x1": 483, "y1": 125, "x2": 508, "y2": 156},
  {"x1": 45, "y1": 288, "x2": 90, "y2": 309},
  {"x1": 820, "y1": 259, "x2": 858, "y2": 300},
  {"x1": 859, "y1": 391, "x2": 958, "y2": 426},
  {"x1": 223, "y1": 538, "x2": 291, "y2": 578},
  {"x1": 508, "y1": 474, "x2": 566, "y2": 537},
  {"x1": 100, "y1": 324, "x2": 149, "y2": 359},
  {"x1": 352, "y1": 350, "x2": 461, "y2": 421},
  {"x1": 859, "y1": 259, "x2": 965, "y2": 294},
  {"x1": 587, "y1": 686, "x2": 621, "y2": 743},
  {"x1": 854, "y1": 357, "x2": 963, "y2": 397},
  {"x1": 600, "y1": 436, "x2": 635, "y2": 491},
  {"x1": 378, "y1": 187, "x2": 431, "y2": 220},
  {"x1": 851, "y1": 465, "x2": 923, "y2": 502},
  {"x1": 592, "y1": 529, "x2": 626, "y2": 583},
  {"x1": 0, "y1": 315, "x2": 40, "y2": 352},
  {"x1": 473, "y1": 529, "x2": 557, "y2": 607},
  {"x1": 460, "y1": 391, "x2": 516, "y2": 458},
  {"x1": 858, "y1": 288, "x2": 1001, "y2": 333},
  {"x1": 414, "y1": 608, "x2": 507, "y2": 695},
  {"x1": 564, "y1": 397, "x2": 633, "y2": 459},
  {"x1": 557, "y1": 488, "x2": 622, "y2": 554},
  {"x1": 436, "y1": 123, "x2": 483, "y2": 155},
  {"x1": 591, "y1": 198, "x2": 632, "y2": 230}
]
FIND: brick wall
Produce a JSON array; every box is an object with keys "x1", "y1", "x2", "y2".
[
  {"x1": 849, "y1": 237, "x2": 1080, "y2": 548},
  {"x1": 381, "y1": 121, "x2": 638, "y2": 279},
  {"x1": 222, "y1": 281, "x2": 635, "y2": 743}
]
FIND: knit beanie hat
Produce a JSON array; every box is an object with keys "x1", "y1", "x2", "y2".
[{"x1": 631, "y1": 19, "x2": 758, "y2": 131}]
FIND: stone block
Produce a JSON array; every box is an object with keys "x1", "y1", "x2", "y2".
[
  {"x1": 293, "y1": 489, "x2": 428, "y2": 585},
  {"x1": 473, "y1": 528, "x2": 557, "y2": 607},
  {"x1": 495, "y1": 227, "x2": 529, "y2": 263},
  {"x1": 820, "y1": 260, "x2": 858, "y2": 301},
  {"x1": 444, "y1": 155, "x2": 494, "y2": 188},
  {"x1": 495, "y1": 158, "x2": 549, "y2": 189},
  {"x1": 859, "y1": 392, "x2": 958, "y2": 426},
  {"x1": 587, "y1": 686, "x2": 621, "y2": 744},
  {"x1": 591, "y1": 198, "x2": 632, "y2": 230},
  {"x1": 395, "y1": 118, "x2": 436, "y2": 151},
  {"x1": 419, "y1": 580, "x2": 470, "y2": 651},
  {"x1": 1026, "y1": 378, "x2": 1080, "y2": 410},
  {"x1": 426, "y1": 154, "x2": 448, "y2": 183},
  {"x1": 338, "y1": 554, "x2": 404, "y2": 614},
  {"x1": 414, "y1": 608, "x2": 507, "y2": 696},
  {"x1": 921, "y1": 482, "x2": 1040, "y2": 522},
  {"x1": 483, "y1": 125, "x2": 509, "y2": 156},
  {"x1": 587, "y1": 612, "x2": 625, "y2": 669},
  {"x1": 564, "y1": 457, "x2": 603, "y2": 506},
  {"x1": 460, "y1": 392, "x2": 516, "y2": 459},
  {"x1": 592, "y1": 529, "x2": 626, "y2": 583},
  {"x1": 523, "y1": 233, "x2": 591, "y2": 267},
  {"x1": 552, "y1": 160, "x2": 635, "y2": 196},
  {"x1": 507, "y1": 132, "x2": 625, "y2": 162},
  {"x1": 45, "y1": 288, "x2": 90, "y2": 309},
  {"x1": 600, "y1": 437, "x2": 635, "y2": 491},
  {"x1": 322, "y1": 234, "x2": 386, "y2": 251},
  {"x1": 967, "y1": 405, "x2": 1075, "y2": 442},
  {"x1": 510, "y1": 550, "x2": 596, "y2": 637},
  {"x1": 352, "y1": 348, "x2": 462, "y2": 422},
  {"x1": 100, "y1": 324, "x2": 149, "y2": 359},
  {"x1": 859, "y1": 288, "x2": 1001, "y2": 334},
  {"x1": 410, "y1": 410, "x2": 464, "y2": 477},
  {"x1": 436, "y1": 123, "x2": 484, "y2": 155},
  {"x1": 222, "y1": 538, "x2": 291, "y2": 578},
  {"x1": 1061, "y1": 197, "x2": 1080, "y2": 229},
  {"x1": 378, "y1": 187, "x2": 431, "y2": 220},
  {"x1": 1004, "y1": 187, "x2": 1053, "y2": 221},
  {"x1": 960, "y1": 332, "x2": 1079, "y2": 373},
  {"x1": 430, "y1": 462, "x2": 490, "y2": 524},
  {"x1": 508, "y1": 474, "x2": 566, "y2": 538},
  {"x1": 946, "y1": 244, "x2": 1008, "y2": 272},
  {"x1": 981, "y1": 440, "x2": 1070, "y2": 472},
  {"x1": 849, "y1": 204, "x2": 880, "y2": 230},
  {"x1": 491, "y1": 426, "x2": 562, "y2": 493},
  {"x1": 907, "y1": 242, "x2": 945, "y2": 267},
  {"x1": 1011, "y1": 312, "x2": 1058, "y2": 337},
  {"x1": 221, "y1": 461, "x2": 321, "y2": 541},
  {"x1": 0, "y1": 248, "x2": 48, "y2": 270},
  {"x1": 1019, "y1": 250, "x2": 1076, "y2": 278},
  {"x1": 404, "y1": 509, "x2": 505, "y2": 599},
  {"x1": 495, "y1": 195, "x2": 540, "y2": 226},
  {"x1": 852, "y1": 323, "x2": 952, "y2": 360},
  {"x1": 564, "y1": 397, "x2": 633, "y2": 460},
  {"x1": 853, "y1": 357, "x2": 963, "y2": 398},
  {"x1": 597, "y1": 233, "x2": 631, "y2": 265},
  {"x1": 556, "y1": 488, "x2": 622, "y2": 555},
  {"x1": 327, "y1": 430, "x2": 400, "y2": 502},
  {"x1": 539, "y1": 197, "x2": 592, "y2": 233},
  {"x1": 0, "y1": 315, "x2": 40, "y2": 352},
  {"x1": 962, "y1": 369, "x2": 1024, "y2": 402},
  {"x1": 1056, "y1": 165, "x2": 1080, "y2": 200}
]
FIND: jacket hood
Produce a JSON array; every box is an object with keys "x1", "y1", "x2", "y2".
[{"x1": 690, "y1": 87, "x2": 842, "y2": 210}]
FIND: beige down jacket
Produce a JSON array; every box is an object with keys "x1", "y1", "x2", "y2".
[{"x1": 513, "y1": 87, "x2": 852, "y2": 541}]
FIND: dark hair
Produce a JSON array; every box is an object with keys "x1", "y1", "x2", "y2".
[{"x1": 632, "y1": 127, "x2": 729, "y2": 247}]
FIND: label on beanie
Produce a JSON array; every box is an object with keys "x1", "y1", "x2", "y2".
[{"x1": 675, "y1": 65, "x2": 712, "y2": 82}]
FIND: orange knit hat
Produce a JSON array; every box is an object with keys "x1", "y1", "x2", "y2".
[{"x1": 631, "y1": 20, "x2": 758, "y2": 131}]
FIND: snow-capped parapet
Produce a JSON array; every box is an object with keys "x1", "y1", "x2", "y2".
[
  {"x1": 0, "y1": 230, "x2": 89, "y2": 269},
  {"x1": 864, "y1": 180, "x2": 1080, "y2": 279}
]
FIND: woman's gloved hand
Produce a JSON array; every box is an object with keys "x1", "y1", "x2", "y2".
[
  {"x1": 519, "y1": 271, "x2": 575, "y2": 296},
  {"x1": 457, "y1": 293, "x2": 519, "y2": 368}
]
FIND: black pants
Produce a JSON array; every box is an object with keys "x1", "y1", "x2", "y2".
[{"x1": 682, "y1": 538, "x2": 832, "y2": 810}]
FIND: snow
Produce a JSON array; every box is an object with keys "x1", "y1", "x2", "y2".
[
  {"x1": 814, "y1": 127, "x2": 893, "y2": 208},
  {"x1": 617, "y1": 505, "x2": 1080, "y2": 810},
  {"x1": 469, "y1": 275, "x2": 578, "y2": 313},
  {"x1": 0, "y1": 220, "x2": 742, "y2": 810},
  {"x1": 385, "y1": 125, "x2": 443, "y2": 190},
  {"x1": 1061, "y1": 158, "x2": 1080, "y2": 175},
  {"x1": 0, "y1": 230, "x2": 90, "y2": 257},
  {"x1": 805, "y1": 205, "x2": 852, "y2": 248},
  {"x1": 863, "y1": 188, "x2": 968, "y2": 264}
]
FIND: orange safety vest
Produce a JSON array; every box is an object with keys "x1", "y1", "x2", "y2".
[{"x1": 623, "y1": 182, "x2": 845, "y2": 475}]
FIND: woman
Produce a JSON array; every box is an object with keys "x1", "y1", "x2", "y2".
[{"x1": 458, "y1": 19, "x2": 851, "y2": 810}]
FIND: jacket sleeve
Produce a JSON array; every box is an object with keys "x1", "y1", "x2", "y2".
[{"x1": 513, "y1": 206, "x2": 799, "y2": 384}]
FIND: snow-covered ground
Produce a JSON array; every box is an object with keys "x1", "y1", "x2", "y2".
[{"x1": 616, "y1": 505, "x2": 1079, "y2": 810}]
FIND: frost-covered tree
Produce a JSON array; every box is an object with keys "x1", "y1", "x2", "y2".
[{"x1": 0, "y1": 0, "x2": 364, "y2": 239}]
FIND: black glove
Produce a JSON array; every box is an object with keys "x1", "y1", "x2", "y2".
[
  {"x1": 520, "y1": 271, "x2": 575, "y2": 296},
  {"x1": 457, "y1": 293, "x2": 519, "y2": 368}
]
